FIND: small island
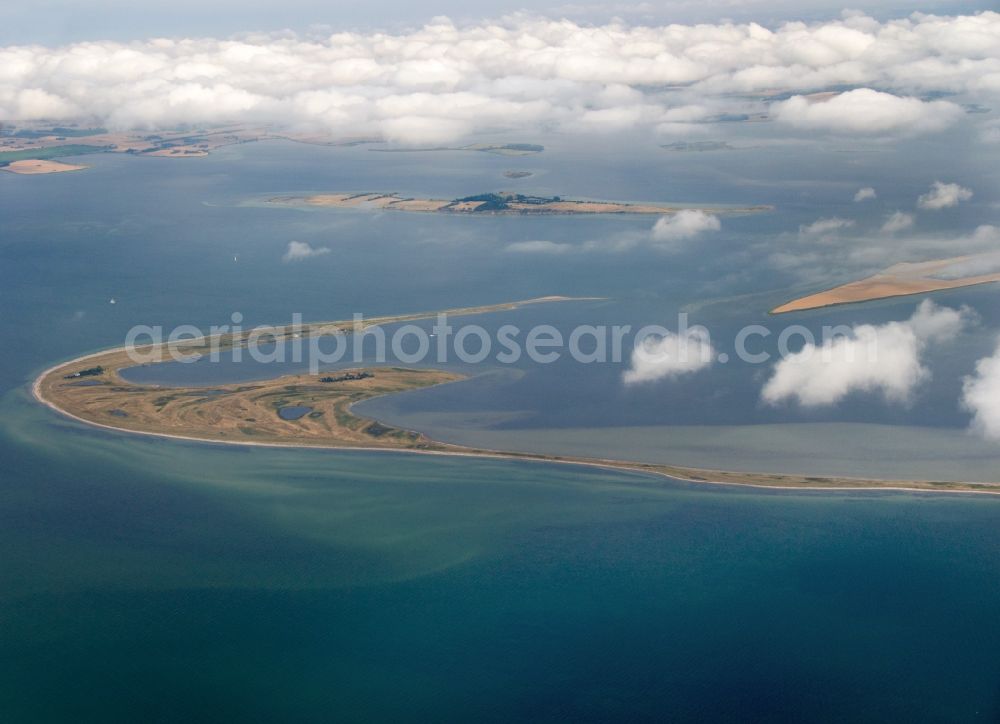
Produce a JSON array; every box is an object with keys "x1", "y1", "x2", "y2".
[
  {"x1": 2, "y1": 158, "x2": 90, "y2": 175},
  {"x1": 269, "y1": 191, "x2": 772, "y2": 216}
]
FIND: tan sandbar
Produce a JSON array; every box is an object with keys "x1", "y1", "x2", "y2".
[
  {"x1": 772, "y1": 255, "x2": 1000, "y2": 314},
  {"x1": 4, "y1": 159, "x2": 87, "y2": 174}
]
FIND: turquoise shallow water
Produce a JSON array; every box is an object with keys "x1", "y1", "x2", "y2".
[
  {"x1": 4, "y1": 395, "x2": 1000, "y2": 722},
  {"x1": 2, "y1": 137, "x2": 1000, "y2": 721}
]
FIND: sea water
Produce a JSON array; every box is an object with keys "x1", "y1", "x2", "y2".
[{"x1": 2, "y1": 133, "x2": 999, "y2": 720}]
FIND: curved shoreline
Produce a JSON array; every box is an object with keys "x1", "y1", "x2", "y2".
[{"x1": 31, "y1": 350, "x2": 1000, "y2": 497}]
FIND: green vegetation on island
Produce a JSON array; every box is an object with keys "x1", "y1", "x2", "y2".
[
  {"x1": 63, "y1": 366, "x2": 104, "y2": 379},
  {"x1": 9, "y1": 127, "x2": 108, "y2": 139},
  {"x1": 0, "y1": 144, "x2": 111, "y2": 167},
  {"x1": 454, "y1": 192, "x2": 562, "y2": 211}
]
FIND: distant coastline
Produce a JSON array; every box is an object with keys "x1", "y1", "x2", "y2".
[{"x1": 0, "y1": 123, "x2": 546, "y2": 174}]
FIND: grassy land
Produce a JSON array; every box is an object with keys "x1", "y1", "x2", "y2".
[
  {"x1": 10, "y1": 127, "x2": 108, "y2": 139},
  {"x1": 0, "y1": 144, "x2": 111, "y2": 167},
  {"x1": 37, "y1": 359, "x2": 462, "y2": 450}
]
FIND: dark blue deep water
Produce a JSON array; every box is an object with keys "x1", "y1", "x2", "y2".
[{"x1": 2, "y1": 135, "x2": 999, "y2": 722}]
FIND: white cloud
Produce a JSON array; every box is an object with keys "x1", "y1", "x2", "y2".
[
  {"x1": 963, "y1": 339, "x2": 1000, "y2": 440},
  {"x1": 933, "y1": 246, "x2": 1000, "y2": 279},
  {"x1": 762, "y1": 300, "x2": 971, "y2": 407},
  {"x1": 881, "y1": 211, "x2": 914, "y2": 234},
  {"x1": 379, "y1": 115, "x2": 472, "y2": 145},
  {"x1": 983, "y1": 118, "x2": 1000, "y2": 144},
  {"x1": 906, "y1": 300, "x2": 973, "y2": 341},
  {"x1": 10, "y1": 88, "x2": 79, "y2": 119},
  {"x1": 853, "y1": 187, "x2": 877, "y2": 202},
  {"x1": 771, "y1": 89, "x2": 963, "y2": 135},
  {"x1": 282, "y1": 240, "x2": 330, "y2": 262},
  {"x1": 660, "y1": 104, "x2": 713, "y2": 123},
  {"x1": 0, "y1": 13, "x2": 997, "y2": 142},
  {"x1": 505, "y1": 215, "x2": 719, "y2": 255},
  {"x1": 504, "y1": 240, "x2": 573, "y2": 254},
  {"x1": 650, "y1": 210, "x2": 720, "y2": 245},
  {"x1": 917, "y1": 181, "x2": 974, "y2": 210},
  {"x1": 623, "y1": 327, "x2": 714, "y2": 385},
  {"x1": 768, "y1": 224, "x2": 1000, "y2": 282},
  {"x1": 799, "y1": 217, "x2": 853, "y2": 236}
]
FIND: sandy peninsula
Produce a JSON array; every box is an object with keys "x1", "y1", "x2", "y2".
[
  {"x1": 772, "y1": 255, "x2": 1000, "y2": 314},
  {"x1": 32, "y1": 298, "x2": 1000, "y2": 495},
  {"x1": 37, "y1": 362, "x2": 464, "y2": 449},
  {"x1": 3, "y1": 159, "x2": 88, "y2": 174},
  {"x1": 270, "y1": 191, "x2": 772, "y2": 216}
]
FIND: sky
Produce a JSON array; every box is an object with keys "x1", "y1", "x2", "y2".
[
  {"x1": 1, "y1": 0, "x2": 993, "y2": 45},
  {"x1": 3, "y1": 10, "x2": 999, "y2": 144}
]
